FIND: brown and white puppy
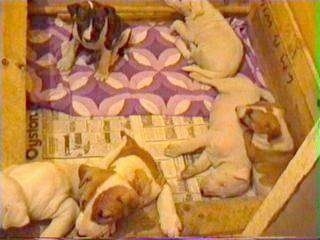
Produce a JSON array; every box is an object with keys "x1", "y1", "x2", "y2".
[
  {"x1": 75, "y1": 134, "x2": 182, "y2": 238},
  {"x1": 0, "y1": 133, "x2": 181, "y2": 238},
  {"x1": 236, "y1": 101, "x2": 295, "y2": 196},
  {"x1": 57, "y1": 0, "x2": 131, "y2": 81}
]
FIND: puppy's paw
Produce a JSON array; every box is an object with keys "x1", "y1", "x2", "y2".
[
  {"x1": 164, "y1": 144, "x2": 183, "y2": 158},
  {"x1": 174, "y1": 38, "x2": 191, "y2": 59},
  {"x1": 160, "y1": 214, "x2": 182, "y2": 237},
  {"x1": 57, "y1": 57, "x2": 73, "y2": 72},
  {"x1": 94, "y1": 71, "x2": 109, "y2": 82},
  {"x1": 170, "y1": 20, "x2": 181, "y2": 33}
]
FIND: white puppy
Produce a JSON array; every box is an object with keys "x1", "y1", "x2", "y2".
[
  {"x1": 0, "y1": 139, "x2": 126, "y2": 238},
  {"x1": 1, "y1": 134, "x2": 181, "y2": 238},
  {"x1": 165, "y1": 0, "x2": 244, "y2": 79},
  {"x1": 165, "y1": 72, "x2": 275, "y2": 197}
]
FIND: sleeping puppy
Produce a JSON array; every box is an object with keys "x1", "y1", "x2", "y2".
[
  {"x1": 165, "y1": 0, "x2": 243, "y2": 79},
  {"x1": 236, "y1": 101, "x2": 295, "y2": 196},
  {"x1": 0, "y1": 133, "x2": 181, "y2": 238},
  {"x1": 57, "y1": 0, "x2": 131, "y2": 81},
  {"x1": 0, "y1": 138, "x2": 128, "y2": 238},
  {"x1": 76, "y1": 134, "x2": 182, "y2": 238}
]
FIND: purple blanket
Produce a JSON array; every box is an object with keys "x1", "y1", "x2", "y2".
[{"x1": 27, "y1": 17, "x2": 265, "y2": 117}]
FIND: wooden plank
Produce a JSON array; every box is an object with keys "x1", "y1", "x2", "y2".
[
  {"x1": 287, "y1": 1, "x2": 316, "y2": 62},
  {"x1": 242, "y1": 119, "x2": 319, "y2": 236},
  {"x1": 1, "y1": 0, "x2": 27, "y2": 168},
  {"x1": 96, "y1": 197, "x2": 262, "y2": 237},
  {"x1": 244, "y1": 3, "x2": 318, "y2": 236},
  {"x1": 28, "y1": 2, "x2": 251, "y2": 21},
  {"x1": 0, "y1": 0, "x2": 2, "y2": 169},
  {"x1": 176, "y1": 198, "x2": 261, "y2": 236},
  {"x1": 29, "y1": 0, "x2": 250, "y2": 9},
  {"x1": 263, "y1": 166, "x2": 317, "y2": 237},
  {"x1": 1, "y1": 197, "x2": 261, "y2": 237}
]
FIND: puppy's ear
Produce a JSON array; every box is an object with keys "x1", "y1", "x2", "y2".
[{"x1": 68, "y1": 3, "x2": 80, "y2": 18}]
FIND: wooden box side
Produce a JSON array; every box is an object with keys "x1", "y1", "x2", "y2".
[
  {"x1": 243, "y1": 1, "x2": 318, "y2": 236},
  {"x1": 28, "y1": 0, "x2": 250, "y2": 21},
  {"x1": 1, "y1": 0, "x2": 27, "y2": 169},
  {"x1": 287, "y1": 1, "x2": 316, "y2": 63}
]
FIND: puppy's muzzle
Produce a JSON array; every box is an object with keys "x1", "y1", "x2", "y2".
[{"x1": 83, "y1": 24, "x2": 93, "y2": 42}]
